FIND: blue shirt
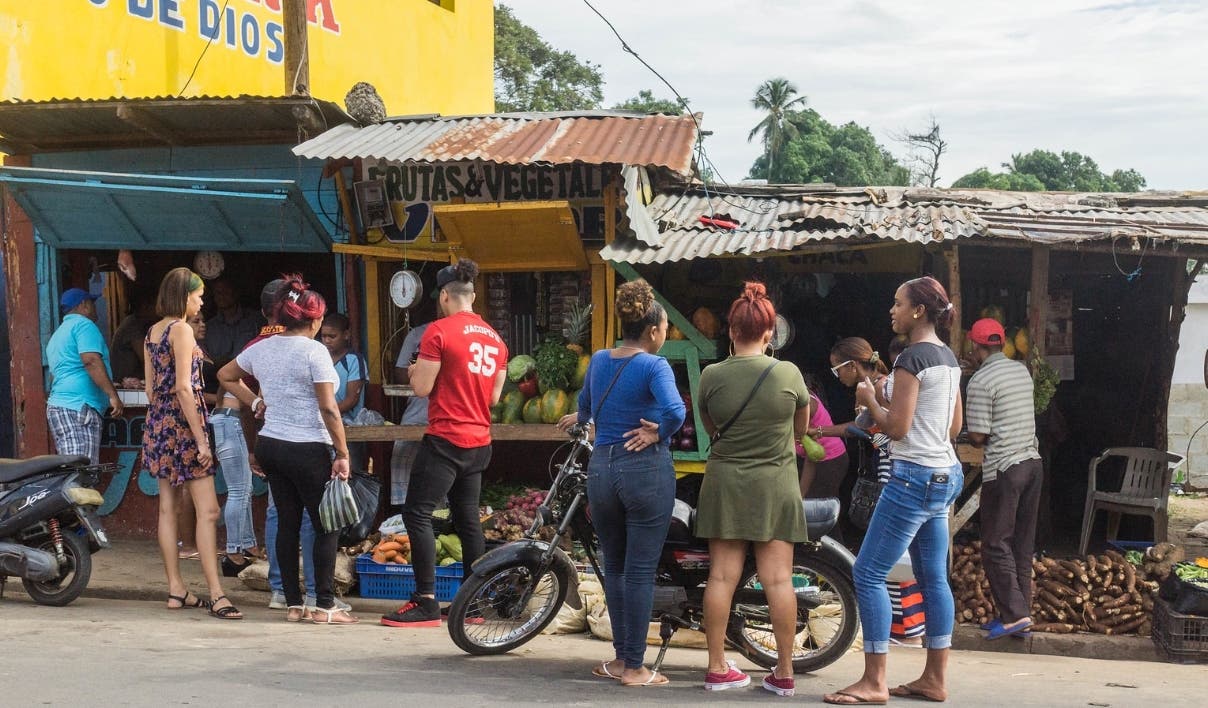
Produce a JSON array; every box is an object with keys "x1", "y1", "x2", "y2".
[
  {"x1": 576, "y1": 350, "x2": 685, "y2": 446},
  {"x1": 333, "y1": 351, "x2": 367, "y2": 423},
  {"x1": 46, "y1": 313, "x2": 112, "y2": 414}
]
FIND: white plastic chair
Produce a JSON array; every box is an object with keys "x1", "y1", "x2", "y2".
[{"x1": 1078, "y1": 447, "x2": 1183, "y2": 555}]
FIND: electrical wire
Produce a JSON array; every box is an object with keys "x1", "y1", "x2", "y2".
[
  {"x1": 178, "y1": 0, "x2": 231, "y2": 96},
  {"x1": 1183, "y1": 418, "x2": 1208, "y2": 489},
  {"x1": 1111, "y1": 235, "x2": 1149, "y2": 282}
]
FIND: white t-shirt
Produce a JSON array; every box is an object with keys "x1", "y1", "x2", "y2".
[{"x1": 237, "y1": 334, "x2": 339, "y2": 444}]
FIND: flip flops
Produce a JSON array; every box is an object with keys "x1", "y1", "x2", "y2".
[
  {"x1": 889, "y1": 684, "x2": 946, "y2": 702},
  {"x1": 986, "y1": 618, "x2": 1032, "y2": 641},
  {"x1": 622, "y1": 670, "x2": 669, "y2": 687},
  {"x1": 311, "y1": 607, "x2": 360, "y2": 625},
  {"x1": 591, "y1": 661, "x2": 622, "y2": 680},
  {"x1": 823, "y1": 690, "x2": 887, "y2": 705}
]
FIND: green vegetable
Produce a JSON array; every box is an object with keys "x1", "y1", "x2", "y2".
[
  {"x1": 1174, "y1": 562, "x2": 1208, "y2": 584},
  {"x1": 800, "y1": 435, "x2": 827, "y2": 462},
  {"x1": 438, "y1": 533, "x2": 463, "y2": 562},
  {"x1": 1030, "y1": 355, "x2": 1059, "y2": 415},
  {"x1": 1125, "y1": 550, "x2": 1144, "y2": 567},
  {"x1": 507, "y1": 354, "x2": 537, "y2": 383},
  {"x1": 532, "y1": 334, "x2": 578, "y2": 393}
]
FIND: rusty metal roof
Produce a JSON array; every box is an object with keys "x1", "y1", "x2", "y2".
[
  {"x1": 292, "y1": 111, "x2": 700, "y2": 176},
  {"x1": 0, "y1": 96, "x2": 352, "y2": 153},
  {"x1": 602, "y1": 185, "x2": 1208, "y2": 263}
]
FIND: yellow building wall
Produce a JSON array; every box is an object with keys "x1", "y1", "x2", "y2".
[{"x1": 0, "y1": 0, "x2": 494, "y2": 116}]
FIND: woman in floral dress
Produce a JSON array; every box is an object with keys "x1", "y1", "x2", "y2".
[{"x1": 143, "y1": 267, "x2": 241, "y2": 620}]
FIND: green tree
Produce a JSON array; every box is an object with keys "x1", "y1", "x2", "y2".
[
  {"x1": 747, "y1": 78, "x2": 808, "y2": 178},
  {"x1": 494, "y1": 5, "x2": 604, "y2": 112},
  {"x1": 613, "y1": 89, "x2": 683, "y2": 114},
  {"x1": 748, "y1": 108, "x2": 910, "y2": 186},
  {"x1": 952, "y1": 149, "x2": 1146, "y2": 192}
]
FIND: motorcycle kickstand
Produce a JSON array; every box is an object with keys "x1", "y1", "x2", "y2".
[{"x1": 650, "y1": 614, "x2": 697, "y2": 674}]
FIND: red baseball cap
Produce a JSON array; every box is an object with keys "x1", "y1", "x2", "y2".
[{"x1": 969, "y1": 318, "x2": 1006, "y2": 346}]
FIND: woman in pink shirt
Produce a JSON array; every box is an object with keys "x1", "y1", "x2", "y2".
[{"x1": 797, "y1": 385, "x2": 848, "y2": 498}]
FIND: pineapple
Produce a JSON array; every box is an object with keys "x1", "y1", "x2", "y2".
[{"x1": 563, "y1": 301, "x2": 593, "y2": 355}]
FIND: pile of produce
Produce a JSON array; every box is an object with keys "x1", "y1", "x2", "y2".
[
  {"x1": 483, "y1": 488, "x2": 547, "y2": 542},
  {"x1": 960, "y1": 305, "x2": 1058, "y2": 414},
  {"x1": 1173, "y1": 557, "x2": 1208, "y2": 588},
  {"x1": 369, "y1": 533, "x2": 412, "y2": 565},
  {"x1": 670, "y1": 392, "x2": 698, "y2": 452},
  {"x1": 492, "y1": 338, "x2": 585, "y2": 425},
  {"x1": 434, "y1": 534, "x2": 462, "y2": 566},
  {"x1": 950, "y1": 541, "x2": 1175, "y2": 636}
]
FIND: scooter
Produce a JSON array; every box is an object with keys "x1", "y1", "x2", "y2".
[{"x1": 0, "y1": 454, "x2": 114, "y2": 606}]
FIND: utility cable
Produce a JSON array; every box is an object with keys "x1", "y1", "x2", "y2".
[{"x1": 178, "y1": 0, "x2": 231, "y2": 96}]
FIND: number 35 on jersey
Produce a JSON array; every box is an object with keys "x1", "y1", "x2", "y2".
[{"x1": 467, "y1": 343, "x2": 499, "y2": 377}]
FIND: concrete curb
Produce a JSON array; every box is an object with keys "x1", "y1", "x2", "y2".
[{"x1": 953, "y1": 624, "x2": 1162, "y2": 663}]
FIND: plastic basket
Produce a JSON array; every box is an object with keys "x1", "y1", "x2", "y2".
[
  {"x1": 355, "y1": 554, "x2": 463, "y2": 602},
  {"x1": 1106, "y1": 540, "x2": 1152, "y2": 553},
  {"x1": 1152, "y1": 598, "x2": 1208, "y2": 664}
]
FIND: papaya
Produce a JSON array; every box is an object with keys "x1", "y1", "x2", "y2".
[
  {"x1": 979, "y1": 305, "x2": 1006, "y2": 325},
  {"x1": 572, "y1": 354, "x2": 590, "y2": 389},
  {"x1": 667, "y1": 324, "x2": 686, "y2": 341},
  {"x1": 1014, "y1": 326, "x2": 1031, "y2": 358},
  {"x1": 691, "y1": 307, "x2": 721, "y2": 339},
  {"x1": 522, "y1": 397, "x2": 543, "y2": 424},
  {"x1": 541, "y1": 389, "x2": 570, "y2": 424},
  {"x1": 1002, "y1": 339, "x2": 1017, "y2": 359}
]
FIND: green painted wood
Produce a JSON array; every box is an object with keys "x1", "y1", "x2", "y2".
[{"x1": 610, "y1": 261, "x2": 717, "y2": 359}]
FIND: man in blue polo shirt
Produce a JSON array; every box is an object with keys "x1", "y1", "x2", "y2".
[{"x1": 45, "y1": 288, "x2": 123, "y2": 464}]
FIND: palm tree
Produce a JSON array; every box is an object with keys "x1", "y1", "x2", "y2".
[{"x1": 748, "y1": 78, "x2": 808, "y2": 180}]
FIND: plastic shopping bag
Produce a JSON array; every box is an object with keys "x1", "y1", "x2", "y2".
[{"x1": 319, "y1": 477, "x2": 359, "y2": 533}]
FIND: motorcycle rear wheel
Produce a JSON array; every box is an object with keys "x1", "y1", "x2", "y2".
[
  {"x1": 21, "y1": 527, "x2": 91, "y2": 607},
  {"x1": 447, "y1": 560, "x2": 569, "y2": 655},
  {"x1": 730, "y1": 552, "x2": 858, "y2": 674}
]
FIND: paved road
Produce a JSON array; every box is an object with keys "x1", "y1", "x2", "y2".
[{"x1": 0, "y1": 594, "x2": 1200, "y2": 706}]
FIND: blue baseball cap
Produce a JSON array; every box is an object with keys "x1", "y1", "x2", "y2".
[{"x1": 60, "y1": 288, "x2": 99, "y2": 312}]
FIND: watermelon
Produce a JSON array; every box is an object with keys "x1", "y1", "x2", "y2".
[
  {"x1": 567, "y1": 388, "x2": 581, "y2": 415},
  {"x1": 522, "y1": 397, "x2": 543, "y2": 424},
  {"x1": 541, "y1": 389, "x2": 570, "y2": 424},
  {"x1": 489, "y1": 403, "x2": 503, "y2": 424},
  {"x1": 500, "y1": 390, "x2": 525, "y2": 424},
  {"x1": 507, "y1": 354, "x2": 537, "y2": 383}
]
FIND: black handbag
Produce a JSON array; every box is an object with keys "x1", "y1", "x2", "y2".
[
  {"x1": 848, "y1": 438, "x2": 885, "y2": 530},
  {"x1": 338, "y1": 471, "x2": 382, "y2": 546}
]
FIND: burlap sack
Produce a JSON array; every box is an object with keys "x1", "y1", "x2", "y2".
[{"x1": 238, "y1": 555, "x2": 355, "y2": 596}]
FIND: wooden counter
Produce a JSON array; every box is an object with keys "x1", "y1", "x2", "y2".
[{"x1": 344, "y1": 424, "x2": 571, "y2": 443}]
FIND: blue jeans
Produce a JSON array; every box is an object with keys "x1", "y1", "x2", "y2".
[
  {"x1": 587, "y1": 441, "x2": 676, "y2": 670},
  {"x1": 212, "y1": 412, "x2": 256, "y2": 553},
  {"x1": 266, "y1": 491, "x2": 316, "y2": 597},
  {"x1": 853, "y1": 459, "x2": 962, "y2": 653}
]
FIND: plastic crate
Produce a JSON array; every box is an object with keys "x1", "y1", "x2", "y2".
[
  {"x1": 1106, "y1": 540, "x2": 1153, "y2": 553},
  {"x1": 355, "y1": 554, "x2": 463, "y2": 602},
  {"x1": 1152, "y1": 598, "x2": 1208, "y2": 664}
]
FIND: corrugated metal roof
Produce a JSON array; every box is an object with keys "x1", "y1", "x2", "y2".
[
  {"x1": 602, "y1": 185, "x2": 1208, "y2": 263},
  {"x1": 0, "y1": 96, "x2": 352, "y2": 153},
  {"x1": 292, "y1": 112, "x2": 700, "y2": 176}
]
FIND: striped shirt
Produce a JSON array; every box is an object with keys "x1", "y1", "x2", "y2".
[
  {"x1": 965, "y1": 353, "x2": 1040, "y2": 482},
  {"x1": 885, "y1": 342, "x2": 960, "y2": 467}
]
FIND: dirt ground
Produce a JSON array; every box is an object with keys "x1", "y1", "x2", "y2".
[{"x1": 1169, "y1": 493, "x2": 1208, "y2": 556}]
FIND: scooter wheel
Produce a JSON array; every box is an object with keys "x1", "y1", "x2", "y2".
[{"x1": 22, "y1": 527, "x2": 91, "y2": 607}]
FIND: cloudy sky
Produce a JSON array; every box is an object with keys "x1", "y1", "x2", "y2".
[{"x1": 502, "y1": 0, "x2": 1206, "y2": 189}]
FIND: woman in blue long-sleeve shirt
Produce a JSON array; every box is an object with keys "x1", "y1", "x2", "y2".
[{"x1": 558, "y1": 279, "x2": 685, "y2": 687}]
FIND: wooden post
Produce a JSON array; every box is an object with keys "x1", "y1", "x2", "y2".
[
  {"x1": 1157, "y1": 258, "x2": 1204, "y2": 452},
  {"x1": 1028, "y1": 244, "x2": 1051, "y2": 356},
  {"x1": 588, "y1": 251, "x2": 608, "y2": 353},
  {"x1": 946, "y1": 244, "x2": 961, "y2": 344},
  {"x1": 283, "y1": 0, "x2": 309, "y2": 95},
  {"x1": 363, "y1": 258, "x2": 381, "y2": 384},
  {"x1": 2, "y1": 154, "x2": 50, "y2": 456},
  {"x1": 602, "y1": 168, "x2": 618, "y2": 346}
]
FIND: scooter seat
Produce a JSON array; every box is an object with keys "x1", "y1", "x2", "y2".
[
  {"x1": 0, "y1": 455, "x2": 88, "y2": 484},
  {"x1": 803, "y1": 497, "x2": 840, "y2": 540}
]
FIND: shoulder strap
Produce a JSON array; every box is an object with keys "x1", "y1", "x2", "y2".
[
  {"x1": 711, "y1": 361, "x2": 779, "y2": 444},
  {"x1": 591, "y1": 354, "x2": 638, "y2": 423}
]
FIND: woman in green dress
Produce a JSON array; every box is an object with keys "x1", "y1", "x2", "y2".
[{"x1": 696, "y1": 281, "x2": 811, "y2": 697}]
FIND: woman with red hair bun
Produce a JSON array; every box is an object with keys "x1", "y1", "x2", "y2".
[
  {"x1": 219, "y1": 275, "x2": 358, "y2": 625},
  {"x1": 694, "y1": 281, "x2": 811, "y2": 697}
]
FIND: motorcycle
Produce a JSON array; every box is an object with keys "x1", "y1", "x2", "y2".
[
  {"x1": 447, "y1": 425, "x2": 859, "y2": 675},
  {"x1": 0, "y1": 454, "x2": 113, "y2": 606}
]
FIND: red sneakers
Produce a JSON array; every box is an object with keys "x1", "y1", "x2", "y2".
[
  {"x1": 762, "y1": 673, "x2": 795, "y2": 697},
  {"x1": 380, "y1": 594, "x2": 441, "y2": 628},
  {"x1": 704, "y1": 660, "x2": 751, "y2": 691}
]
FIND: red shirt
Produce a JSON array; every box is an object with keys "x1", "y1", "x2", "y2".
[{"x1": 419, "y1": 311, "x2": 507, "y2": 448}]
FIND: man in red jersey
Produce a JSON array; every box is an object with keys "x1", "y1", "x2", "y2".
[{"x1": 382, "y1": 259, "x2": 507, "y2": 627}]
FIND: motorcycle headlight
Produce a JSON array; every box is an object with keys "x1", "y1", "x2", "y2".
[{"x1": 65, "y1": 487, "x2": 105, "y2": 507}]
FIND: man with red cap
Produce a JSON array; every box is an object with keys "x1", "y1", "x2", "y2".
[{"x1": 965, "y1": 318, "x2": 1041, "y2": 641}]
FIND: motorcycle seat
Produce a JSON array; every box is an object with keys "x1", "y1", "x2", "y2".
[
  {"x1": 803, "y1": 497, "x2": 840, "y2": 540},
  {"x1": 0, "y1": 455, "x2": 89, "y2": 484}
]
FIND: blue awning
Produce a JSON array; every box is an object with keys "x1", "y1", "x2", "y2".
[{"x1": 0, "y1": 167, "x2": 331, "y2": 252}]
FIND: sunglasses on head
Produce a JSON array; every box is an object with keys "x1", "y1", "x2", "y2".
[{"x1": 830, "y1": 360, "x2": 854, "y2": 377}]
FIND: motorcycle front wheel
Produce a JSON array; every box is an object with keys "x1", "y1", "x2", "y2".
[
  {"x1": 446, "y1": 560, "x2": 570, "y2": 655},
  {"x1": 22, "y1": 527, "x2": 91, "y2": 607},
  {"x1": 730, "y1": 552, "x2": 858, "y2": 674}
]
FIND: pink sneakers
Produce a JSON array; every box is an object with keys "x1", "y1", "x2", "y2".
[
  {"x1": 762, "y1": 673, "x2": 795, "y2": 697},
  {"x1": 704, "y1": 660, "x2": 751, "y2": 691}
]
